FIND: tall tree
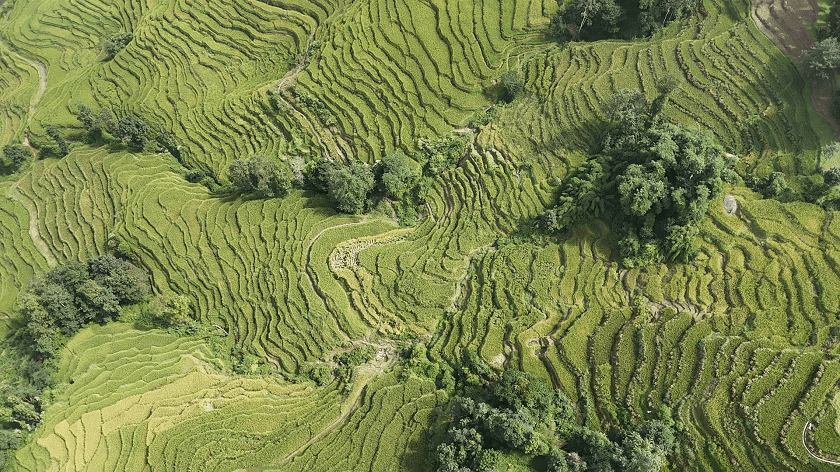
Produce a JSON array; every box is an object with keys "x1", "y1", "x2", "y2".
[
  {"x1": 327, "y1": 162, "x2": 375, "y2": 214},
  {"x1": 801, "y1": 37, "x2": 840, "y2": 80}
]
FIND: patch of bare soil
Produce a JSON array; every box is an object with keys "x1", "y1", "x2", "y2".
[{"x1": 751, "y1": 0, "x2": 840, "y2": 138}]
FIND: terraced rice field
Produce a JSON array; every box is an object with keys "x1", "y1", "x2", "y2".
[
  {"x1": 13, "y1": 323, "x2": 349, "y2": 471},
  {"x1": 1, "y1": 0, "x2": 840, "y2": 468}
]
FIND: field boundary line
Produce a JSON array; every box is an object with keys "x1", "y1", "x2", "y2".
[
  {"x1": 0, "y1": 37, "x2": 47, "y2": 148},
  {"x1": 8, "y1": 180, "x2": 57, "y2": 267}
]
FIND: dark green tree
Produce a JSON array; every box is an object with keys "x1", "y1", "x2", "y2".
[
  {"x1": 45, "y1": 126, "x2": 69, "y2": 157},
  {"x1": 304, "y1": 158, "x2": 342, "y2": 193},
  {"x1": 327, "y1": 162, "x2": 375, "y2": 214},
  {"x1": 227, "y1": 155, "x2": 292, "y2": 198},
  {"x1": 827, "y1": 0, "x2": 840, "y2": 39},
  {"x1": 117, "y1": 114, "x2": 150, "y2": 150},
  {"x1": 97, "y1": 108, "x2": 118, "y2": 136},
  {"x1": 499, "y1": 69, "x2": 525, "y2": 102},
  {"x1": 754, "y1": 172, "x2": 792, "y2": 201},
  {"x1": 542, "y1": 89, "x2": 732, "y2": 267},
  {"x1": 825, "y1": 166, "x2": 840, "y2": 187},
  {"x1": 551, "y1": 0, "x2": 624, "y2": 41},
  {"x1": 801, "y1": 38, "x2": 840, "y2": 80},
  {"x1": 103, "y1": 32, "x2": 132, "y2": 59},
  {"x1": 2, "y1": 145, "x2": 29, "y2": 172},
  {"x1": 377, "y1": 152, "x2": 417, "y2": 199},
  {"x1": 86, "y1": 254, "x2": 150, "y2": 304},
  {"x1": 77, "y1": 104, "x2": 101, "y2": 141}
]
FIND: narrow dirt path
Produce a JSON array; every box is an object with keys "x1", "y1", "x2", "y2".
[
  {"x1": 0, "y1": 37, "x2": 47, "y2": 149},
  {"x1": 750, "y1": 0, "x2": 840, "y2": 138},
  {"x1": 276, "y1": 34, "x2": 316, "y2": 91},
  {"x1": 26, "y1": 59, "x2": 47, "y2": 127},
  {"x1": 0, "y1": 39, "x2": 54, "y2": 265},
  {"x1": 802, "y1": 420, "x2": 840, "y2": 465}
]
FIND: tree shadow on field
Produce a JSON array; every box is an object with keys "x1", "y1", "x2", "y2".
[{"x1": 724, "y1": 0, "x2": 744, "y2": 22}]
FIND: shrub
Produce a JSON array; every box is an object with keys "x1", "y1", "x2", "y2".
[
  {"x1": 420, "y1": 134, "x2": 468, "y2": 175},
  {"x1": 825, "y1": 167, "x2": 840, "y2": 187},
  {"x1": 499, "y1": 69, "x2": 524, "y2": 102},
  {"x1": 144, "y1": 294, "x2": 191, "y2": 327},
  {"x1": 327, "y1": 162, "x2": 375, "y2": 214},
  {"x1": 1, "y1": 145, "x2": 29, "y2": 173},
  {"x1": 227, "y1": 155, "x2": 292, "y2": 198},
  {"x1": 103, "y1": 32, "x2": 132, "y2": 59}
]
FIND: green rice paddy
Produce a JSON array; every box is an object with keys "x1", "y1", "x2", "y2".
[{"x1": 1, "y1": 0, "x2": 839, "y2": 469}]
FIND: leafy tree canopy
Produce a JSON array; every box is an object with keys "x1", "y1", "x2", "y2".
[
  {"x1": 801, "y1": 37, "x2": 840, "y2": 80},
  {"x1": 16, "y1": 255, "x2": 150, "y2": 358},
  {"x1": 327, "y1": 161, "x2": 375, "y2": 214},
  {"x1": 1, "y1": 145, "x2": 29, "y2": 173},
  {"x1": 541, "y1": 88, "x2": 735, "y2": 267},
  {"x1": 433, "y1": 367, "x2": 677, "y2": 472},
  {"x1": 549, "y1": 0, "x2": 696, "y2": 41},
  {"x1": 117, "y1": 114, "x2": 151, "y2": 150},
  {"x1": 375, "y1": 152, "x2": 418, "y2": 199},
  {"x1": 228, "y1": 155, "x2": 293, "y2": 198}
]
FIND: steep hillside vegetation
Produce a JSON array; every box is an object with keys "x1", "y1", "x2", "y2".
[{"x1": 0, "y1": 0, "x2": 839, "y2": 469}]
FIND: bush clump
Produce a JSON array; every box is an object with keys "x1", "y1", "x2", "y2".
[
  {"x1": 103, "y1": 32, "x2": 132, "y2": 59},
  {"x1": 433, "y1": 367, "x2": 677, "y2": 472},
  {"x1": 540, "y1": 86, "x2": 736, "y2": 267},
  {"x1": 228, "y1": 155, "x2": 293, "y2": 198},
  {"x1": 1, "y1": 145, "x2": 29, "y2": 173}
]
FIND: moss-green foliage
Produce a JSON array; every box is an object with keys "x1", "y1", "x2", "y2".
[
  {"x1": 227, "y1": 155, "x2": 293, "y2": 198},
  {"x1": 0, "y1": 0, "x2": 838, "y2": 468},
  {"x1": 1, "y1": 145, "x2": 28, "y2": 173},
  {"x1": 434, "y1": 368, "x2": 675, "y2": 472},
  {"x1": 541, "y1": 94, "x2": 736, "y2": 266}
]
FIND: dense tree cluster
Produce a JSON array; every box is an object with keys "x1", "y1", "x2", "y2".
[
  {"x1": 103, "y1": 32, "x2": 132, "y2": 59},
  {"x1": 303, "y1": 152, "x2": 421, "y2": 216},
  {"x1": 221, "y1": 131, "x2": 467, "y2": 221},
  {"x1": 0, "y1": 257, "x2": 153, "y2": 465},
  {"x1": 228, "y1": 155, "x2": 293, "y2": 198},
  {"x1": 16, "y1": 256, "x2": 150, "y2": 358},
  {"x1": 75, "y1": 104, "x2": 179, "y2": 157},
  {"x1": 1, "y1": 145, "x2": 29, "y2": 174},
  {"x1": 434, "y1": 369, "x2": 677, "y2": 472},
  {"x1": 549, "y1": 0, "x2": 696, "y2": 41},
  {"x1": 540, "y1": 85, "x2": 736, "y2": 267}
]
